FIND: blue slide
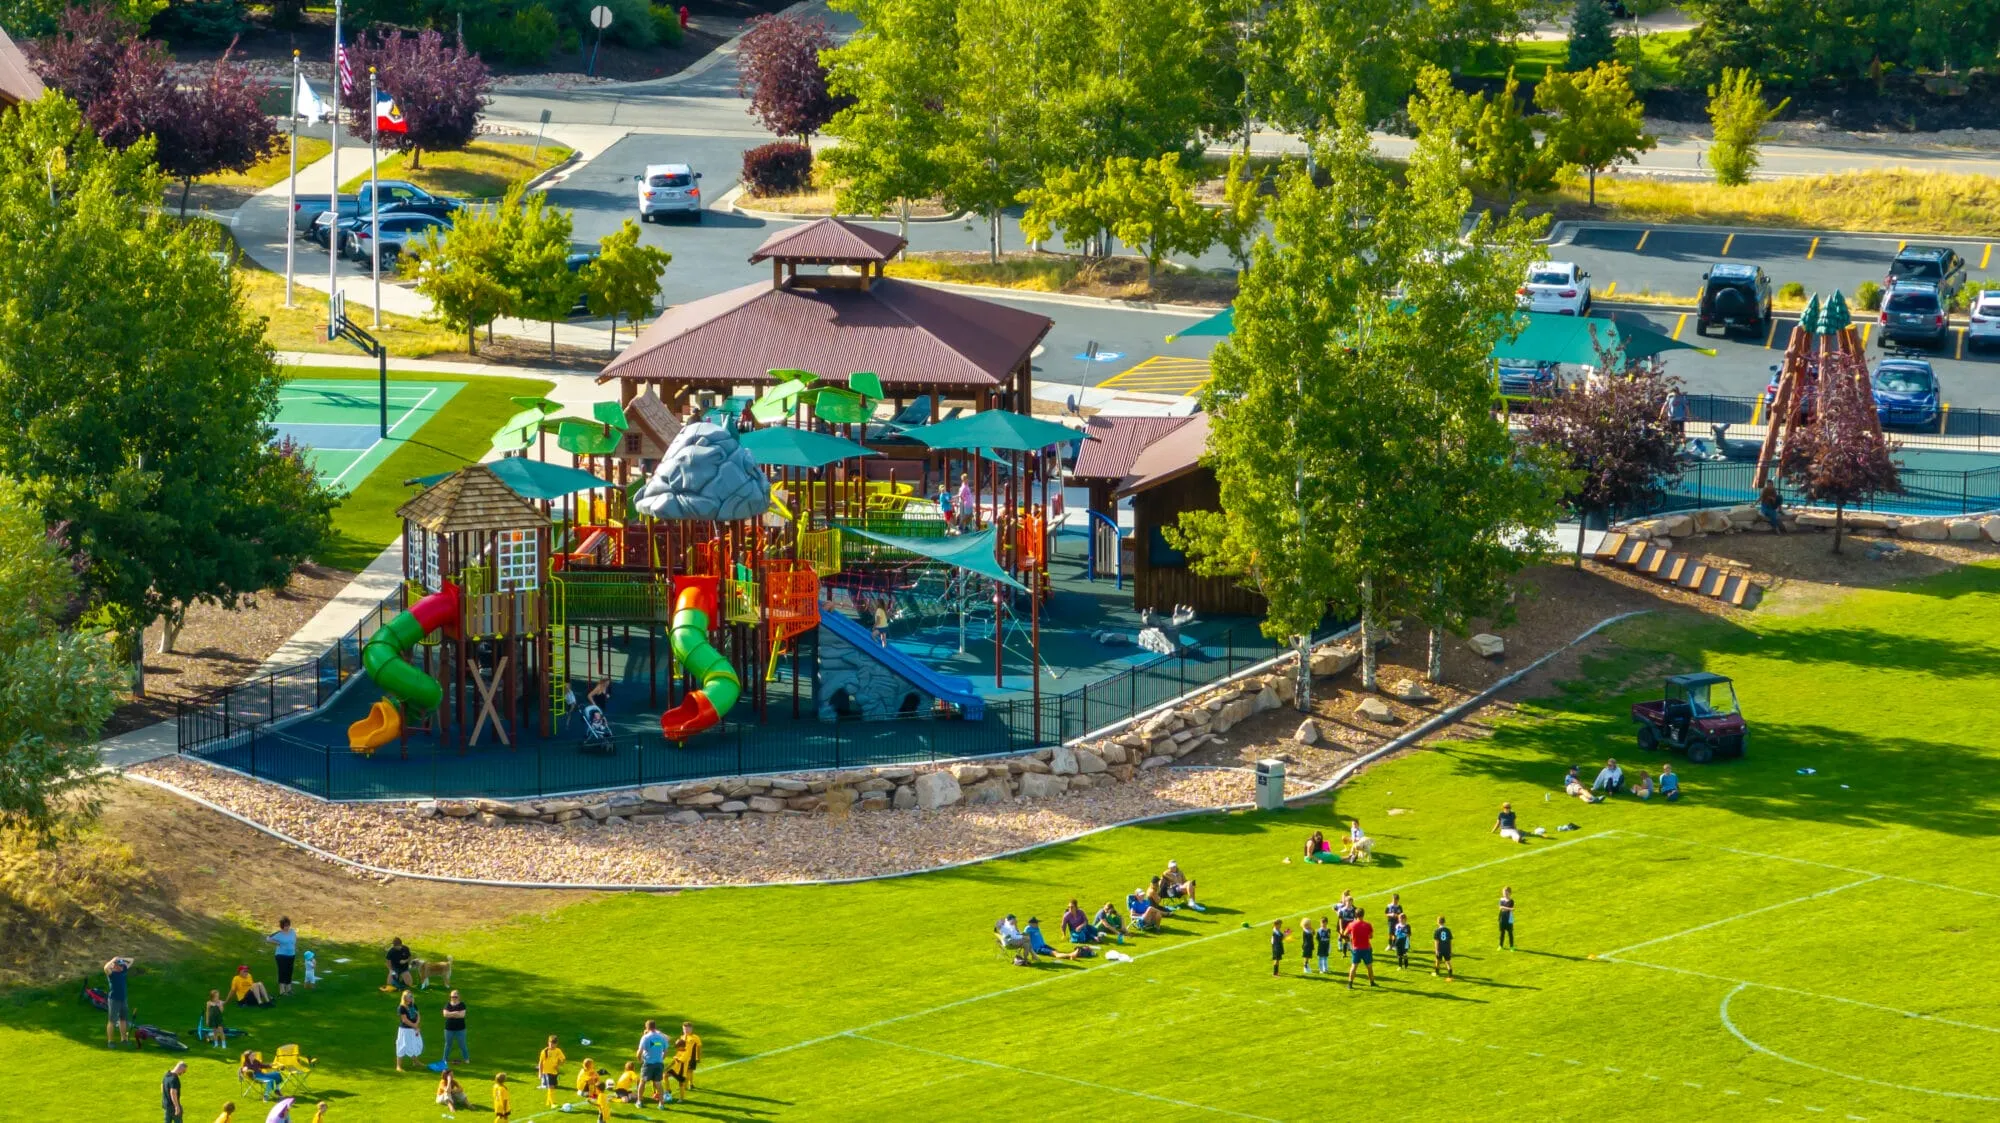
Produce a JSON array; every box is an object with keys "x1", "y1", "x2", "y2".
[{"x1": 817, "y1": 610, "x2": 985, "y2": 719}]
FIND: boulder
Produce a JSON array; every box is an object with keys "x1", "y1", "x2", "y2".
[
  {"x1": 1265, "y1": 673, "x2": 1297, "y2": 705},
  {"x1": 951, "y1": 763, "x2": 986, "y2": 784},
  {"x1": 1018, "y1": 757, "x2": 1052, "y2": 774},
  {"x1": 769, "y1": 778, "x2": 811, "y2": 792},
  {"x1": 1693, "y1": 508, "x2": 1734, "y2": 534},
  {"x1": 717, "y1": 800, "x2": 749, "y2": 814},
  {"x1": 1662, "y1": 514, "x2": 1695, "y2": 537},
  {"x1": 747, "y1": 795, "x2": 787, "y2": 814},
  {"x1": 1140, "y1": 755, "x2": 1172, "y2": 770},
  {"x1": 677, "y1": 791, "x2": 725, "y2": 808},
  {"x1": 1984, "y1": 515, "x2": 2000, "y2": 543},
  {"x1": 640, "y1": 785, "x2": 677, "y2": 804},
  {"x1": 1075, "y1": 748, "x2": 1109, "y2": 774},
  {"x1": 1947, "y1": 518, "x2": 1983, "y2": 541},
  {"x1": 560, "y1": 815, "x2": 595, "y2": 830},
  {"x1": 892, "y1": 785, "x2": 918, "y2": 810},
  {"x1": 630, "y1": 814, "x2": 665, "y2": 826},
  {"x1": 1388, "y1": 679, "x2": 1435, "y2": 704},
  {"x1": 414, "y1": 800, "x2": 439, "y2": 817},
  {"x1": 1214, "y1": 697, "x2": 1255, "y2": 734},
  {"x1": 1294, "y1": 718, "x2": 1320, "y2": 745},
  {"x1": 666, "y1": 809, "x2": 704, "y2": 826},
  {"x1": 1356, "y1": 696, "x2": 1396, "y2": 723},
  {"x1": 1018, "y1": 772, "x2": 1069, "y2": 799},
  {"x1": 1467, "y1": 633, "x2": 1505, "y2": 658},
  {"x1": 719, "y1": 782, "x2": 754, "y2": 800},
  {"x1": 914, "y1": 770, "x2": 963, "y2": 810},
  {"x1": 604, "y1": 816, "x2": 628, "y2": 827},
  {"x1": 553, "y1": 809, "x2": 585, "y2": 823},
  {"x1": 856, "y1": 778, "x2": 895, "y2": 793},
  {"x1": 859, "y1": 793, "x2": 891, "y2": 811},
  {"x1": 1139, "y1": 712, "x2": 1177, "y2": 740},
  {"x1": 1109, "y1": 764, "x2": 1135, "y2": 782},
  {"x1": 822, "y1": 786, "x2": 858, "y2": 808},
  {"x1": 584, "y1": 803, "x2": 614, "y2": 821},
  {"x1": 1251, "y1": 686, "x2": 1282, "y2": 713},
  {"x1": 1844, "y1": 512, "x2": 1900, "y2": 532},
  {"x1": 438, "y1": 800, "x2": 477, "y2": 817},
  {"x1": 700, "y1": 811, "x2": 739, "y2": 822},
  {"x1": 1311, "y1": 645, "x2": 1359, "y2": 679},
  {"x1": 1051, "y1": 745, "x2": 1080, "y2": 775},
  {"x1": 965, "y1": 778, "x2": 1010, "y2": 805},
  {"x1": 1794, "y1": 511, "x2": 1839, "y2": 529},
  {"x1": 1098, "y1": 742, "x2": 1129, "y2": 766},
  {"x1": 1152, "y1": 737, "x2": 1179, "y2": 757},
  {"x1": 785, "y1": 795, "x2": 823, "y2": 812},
  {"x1": 476, "y1": 812, "x2": 505, "y2": 828},
  {"x1": 1900, "y1": 519, "x2": 1949, "y2": 541}
]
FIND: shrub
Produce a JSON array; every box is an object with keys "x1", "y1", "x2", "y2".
[
  {"x1": 470, "y1": 4, "x2": 557, "y2": 67},
  {"x1": 151, "y1": 0, "x2": 248, "y2": 43},
  {"x1": 1777, "y1": 281, "x2": 1805, "y2": 302},
  {"x1": 1855, "y1": 280, "x2": 1883, "y2": 311},
  {"x1": 553, "y1": 0, "x2": 654, "y2": 46},
  {"x1": 651, "y1": 4, "x2": 684, "y2": 46},
  {"x1": 741, "y1": 141, "x2": 813, "y2": 197}
]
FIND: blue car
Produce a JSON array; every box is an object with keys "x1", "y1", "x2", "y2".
[
  {"x1": 1497, "y1": 358, "x2": 1559, "y2": 401},
  {"x1": 1872, "y1": 358, "x2": 1942, "y2": 428}
]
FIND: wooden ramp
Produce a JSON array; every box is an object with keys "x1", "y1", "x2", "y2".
[{"x1": 1592, "y1": 533, "x2": 1761, "y2": 607}]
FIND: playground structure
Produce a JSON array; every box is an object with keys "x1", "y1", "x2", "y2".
[{"x1": 1754, "y1": 291, "x2": 1881, "y2": 489}]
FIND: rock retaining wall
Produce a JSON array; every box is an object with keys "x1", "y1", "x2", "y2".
[{"x1": 1617, "y1": 504, "x2": 2000, "y2": 545}]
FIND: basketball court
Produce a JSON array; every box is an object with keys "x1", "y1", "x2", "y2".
[{"x1": 273, "y1": 378, "x2": 463, "y2": 490}]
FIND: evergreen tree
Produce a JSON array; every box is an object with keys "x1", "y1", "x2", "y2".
[{"x1": 1567, "y1": 0, "x2": 1617, "y2": 72}]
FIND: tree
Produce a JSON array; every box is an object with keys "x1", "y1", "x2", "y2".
[
  {"x1": 1096, "y1": 153, "x2": 1216, "y2": 287},
  {"x1": 2, "y1": 0, "x2": 158, "y2": 40},
  {"x1": 821, "y1": 0, "x2": 954, "y2": 238},
  {"x1": 1212, "y1": 150, "x2": 1268, "y2": 272},
  {"x1": 0, "y1": 477, "x2": 123, "y2": 838},
  {"x1": 0, "y1": 96, "x2": 337, "y2": 685},
  {"x1": 153, "y1": 48, "x2": 277, "y2": 216},
  {"x1": 1706, "y1": 66, "x2": 1789, "y2": 186},
  {"x1": 1567, "y1": 0, "x2": 1617, "y2": 71},
  {"x1": 1534, "y1": 60, "x2": 1655, "y2": 205},
  {"x1": 28, "y1": 3, "x2": 177, "y2": 152},
  {"x1": 1677, "y1": 0, "x2": 2000, "y2": 86},
  {"x1": 583, "y1": 220, "x2": 672, "y2": 354},
  {"x1": 1521, "y1": 357, "x2": 1684, "y2": 564},
  {"x1": 933, "y1": 0, "x2": 1040, "y2": 262},
  {"x1": 1470, "y1": 68, "x2": 1562, "y2": 203},
  {"x1": 737, "y1": 12, "x2": 845, "y2": 142},
  {"x1": 347, "y1": 30, "x2": 490, "y2": 169},
  {"x1": 1778, "y1": 349, "x2": 1901, "y2": 553},
  {"x1": 1018, "y1": 162, "x2": 1111, "y2": 260},
  {"x1": 505, "y1": 189, "x2": 584, "y2": 360},
  {"x1": 415, "y1": 193, "x2": 516, "y2": 353}
]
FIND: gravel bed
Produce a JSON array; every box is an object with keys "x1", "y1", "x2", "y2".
[{"x1": 129, "y1": 757, "x2": 1253, "y2": 887}]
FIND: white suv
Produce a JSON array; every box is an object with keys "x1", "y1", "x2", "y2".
[
  {"x1": 636, "y1": 163, "x2": 703, "y2": 223},
  {"x1": 1968, "y1": 289, "x2": 2000, "y2": 351},
  {"x1": 1518, "y1": 261, "x2": 1592, "y2": 315}
]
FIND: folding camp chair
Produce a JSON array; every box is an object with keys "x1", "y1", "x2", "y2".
[
  {"x1": 239, "y1": 1052, "x2": 284, "y2": 1101},
  {"x1": 272, "y1": 1044, "x2": 316, "y2": 1094}
]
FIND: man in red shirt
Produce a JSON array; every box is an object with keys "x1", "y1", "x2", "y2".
[{"x1": 1344, "y1": 907, "x2": 1377, "y2": 989}]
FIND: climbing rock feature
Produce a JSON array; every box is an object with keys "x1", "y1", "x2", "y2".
[{"x1": 634, "y1": 422, "x2": 771, "y2": 522}]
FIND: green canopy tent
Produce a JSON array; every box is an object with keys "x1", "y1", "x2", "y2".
[
  {"x1": 738, "y1": 427, "x2": 880, "y2": 469},
  {"x1": 1164, "y1": 306, "x2": 1234, "y2": 343}
]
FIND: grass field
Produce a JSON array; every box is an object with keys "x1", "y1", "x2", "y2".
[
  {"x1": 202, "y1": 138, "x2": 335, "y2": 191},
  {"x1": 6, "y1": 565, "x2": 1997, "y2": 1120},
  {"x1": 339, "y1": 140, "x2": 576, "y2": 199},
  {"x1": 285, "y1": 368, "x2": 557, "y2": 570}
]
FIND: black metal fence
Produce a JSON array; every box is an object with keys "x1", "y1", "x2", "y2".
[
  {"x1": 1683, "y1": 392, "x2": 2000, "y2": 450},
  {"x1": 181, "y1": 625, "x2": 1322, "y2": 802}
]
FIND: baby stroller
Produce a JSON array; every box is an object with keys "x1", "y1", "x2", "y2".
[{"x1": 569, "y1": 682, "x2": 615, "y2": 754}]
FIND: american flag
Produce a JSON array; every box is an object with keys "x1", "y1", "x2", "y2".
[{"x1": 336, "y1": 32, "x2": 354, "y2": 97}]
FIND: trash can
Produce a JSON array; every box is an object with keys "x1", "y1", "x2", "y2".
[{"x1": 1254, "y1": 758, "x2": 1286, "y2": 810}]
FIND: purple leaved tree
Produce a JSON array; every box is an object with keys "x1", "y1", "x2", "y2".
[
  {"x1": 1778, "y1": 349, "x2": 1901, "y2": 553},
  {"x1": 29, "y1": 3, "x2": 176, "y2": 152},
  {"x1": 348, "y1": 30, "x2": 491, "y2": 169},
  {"x1": 155, "y1": 47, "x2": 278, "y2": 216},
  {"x1": 1522, "y1": 363, "x2": 1684, "y2": 565},
  {"x1": 736, "y1": 13, "x2": 847, "y2": 142}
]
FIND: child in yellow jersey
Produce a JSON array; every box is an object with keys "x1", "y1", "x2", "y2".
[
  {"x1": 212, "y1": 1104, "x2": 235, "y2": 1123},
  {"x1": 575, "y1": 1058, "x2": 601, "y2": 1100},
  {"x1": 536, "y1": 1036, "x2": 566, "y2": 1107},
  {"x1": 612, "y1": 1061, "x2": 642, "y2": 1104},
  {"x1": 591, "y1": 1083, "x2": 614, "y2": 1122},
  {"x1": 491, "y1": 1073, "x2": 511, "y2": 1122},
  {"x1": 668, "y1": 1022, "x2": 703, "y2": 1101}
]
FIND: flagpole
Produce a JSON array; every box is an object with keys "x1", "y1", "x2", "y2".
[
  {"x1": 328, "y1": 0, "x2": 340, "y2": 336},
  {"x1": 369, "y1": 66, "x2": 381, "y2": 329},
  {"x1": 285, "y1": 50, "x2": 298, "y2": 308}
]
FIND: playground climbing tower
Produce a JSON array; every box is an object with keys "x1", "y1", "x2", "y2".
[{"x1": 1754, "y1": 291, "x2": 1881, "y2": 489}]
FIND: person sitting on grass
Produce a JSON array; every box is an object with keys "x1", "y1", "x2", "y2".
[
  {"x1": 239, "y1": 1050, "x2": 283, "y2": 1100},
  {"x1": 1492, "y1": 802, "x2": 1526, "y2": 844},
  {"x1": 434, "y1": 1069, "x2": 467, "y2": 1110},
  {"x1": 1659, "y1": 764, "x2": 1682, "y2": 802},
  {"x1": 1343, "y1": 821, "x2": 1374, "y2": 864},
  {"x1": 1159, "y1": 861, "x2": 1205, "y2": 910},
  {"x1": 1592, "y1": 758, "x2": 1624, "y2": 797},
  {"x1": 612, "y1": 1061, "x2": 642, "y2": 1104},
  {"x1": 1129, "y1": 889, "x2": 1166, "y2": 932},
  {"x1": 1024, "y1": 918, "x2": 1088, "y2": 961},
  {"x1": 1061, "y1": 899, "x2": 1099, "y2": 944},
  {"x1": 574, "y1": 1058, "x2": 603, "y2": 1100},
  {"x1": 1564, "y1": 766, "x2": 1601, "y2": 803},
  {"x1": 997, "y1": 915, "x2": 1031, "y2": 954},
  {"x1": 228, "y1": 966, "x2": 273, "y2": 1008},
  {"x1": 1631, "y1": 770, "x2": 1655, "y2": 800},
  {"x1": 202, "y1": 989, "x2": 228, "y2": 1047},
  {"x1": 1092, "y1": 902, "x2": 1128, "y2": 942}
]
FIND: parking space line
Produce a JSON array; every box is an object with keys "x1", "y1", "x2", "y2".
[
  {"x1": 1603, "y1": 281, "x2": 1616, "y2": 297},
  {"x1": 1806, "y1": 236, "x2": 1819, "y2": 260},
  {"x1": 1861, "y1": 322, "x2": 1873, "y2": 346},
  {"x1": 1720, "y1": 233, "x2": 1735, "y2": 256},
  {"x1": 1897, "y1": 240, "x2": 1907, "y2": 253},
  {"x1": 1765, "y1": 319, "x2": 1779, "y2": 349},
  {"x1": 1634, "y1": 229, "x2": 1650, "y2": 252},
  {"x1": 1984, "y1": 244, "x2": 1994, "y2": 270},
  {"x1": 1957, "y1": 330, "x2": 1966, "y2": 361},
  {"x1": 1751, "y1": 398, "x2": 1764, "y2": 426},
  {"x1": 1671, "y1": 313, "x2": 1687, "y2": 341},
  {"x1": 1942, "y1": 403, "x2": 1952, "y2": 433}
]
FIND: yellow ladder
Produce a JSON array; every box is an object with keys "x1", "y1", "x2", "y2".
[{"x1": 546, "y1": 575, "x2": 568, "y2": 722}]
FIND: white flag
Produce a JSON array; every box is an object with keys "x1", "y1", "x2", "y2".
[{"x1": 293, "y1": 74, "x2": 330, "y2": 124}]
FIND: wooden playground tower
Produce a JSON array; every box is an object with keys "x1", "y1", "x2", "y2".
[{"x1": 1754, "y1": 290, "x2": 1883, "y2": 489}]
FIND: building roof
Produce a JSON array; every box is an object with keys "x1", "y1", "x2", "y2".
[
  {"x1": 0, "y1": 26, "x2": 44, "y2": 107},
  {"x1": 1116, "y1": 413, "x2": 1212, "y2": 498},
  {"x1": 749, "y1": 217, "x2": 908, "y2": 265},
  {"x1": 397, "y1": 463, "x2": 547, "y2": 534},
  {"x1": 1071, "y1": 414, "x2": 1196, "y2": 481},
  {"x1": 614, "y1": 390, "x2": 681, "y2": 459},
  {"x1": 599, "y1": 278, "x2": 1052, "y2": 391}
]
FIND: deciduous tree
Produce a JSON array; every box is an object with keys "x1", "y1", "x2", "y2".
[
  {"x1": 1778, "y1": 349, "x2": 1901, "y2": 553},
  {"x1": 505, "y1": 189, "x2": 584, "y2": 360},
  {"x1": 1521, "y1": 356, "x2": 1684, "y2": 564},
  {"x1": 583, "y1": 220, "x2": 671, "y2": 354},
  {"x1": 1212, "y1": 151, "x2": 1268, "y2": 271},
  {"x1": 1534, "y1": 60, "x2": 1655, "y2": 205},
  {"x1": 737, "y1": 12, "x2": 845, "y2": 142},
  {"x1": 347, "y1": 30, "x2": 490, "y2": 169},
  {"x1": 821, "y1": 0, "x2": 953, "y2": 237},
  {"x1": 415, "y1": 192, "x2": 515, "y2": 353},
  {"x1": 153, "y1": 48, "x2": 277, "y2": 216},
  {"x1": 1096, "y1": 153, "x2": 1216, "y2": 287},
  {"x1": 1705, "y1": 66, "x2": 1789, "y2": 187},
  {"x1": 1470, "y1": 67, "x2": 1561, "y2": 203}
]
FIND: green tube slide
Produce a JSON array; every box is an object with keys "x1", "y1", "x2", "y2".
[
  {"x1": 359, "y1": 586, "x2": 458, "y2": 714},
  {"x1": 659, "y1": 582, "x2": 739, "y2": 740}
]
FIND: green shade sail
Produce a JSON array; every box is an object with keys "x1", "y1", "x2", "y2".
[
  {"x1": 835, "y1": 524, "x2": 1027, "y2": 592},
  {"x1": 1164, "y1": 306, "x2": 1234, "y2": 342},
  {"x1": 901, "y1": 411, "x2": 1085, "y2": 452},
  {"x1": 738, "y1": 426, "x2": 880, "y2": 469},
  {"x1": 1493, "y1": 312, "x2": 1716, "y2": 366},
  {"x1": 409, "y1": 457, "x2": 617, "y2": 500}
]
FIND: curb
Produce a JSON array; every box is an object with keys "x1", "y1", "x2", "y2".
[
  {"x1": 121, "y1": 611, "x2": 1649, "y2": 892},
  {"x1": 896, "y1": 277, "x2": 1226, "y2": 317},
  {"x1": 1550, "y1": 218, "x2": 1997, "y2": 246}
]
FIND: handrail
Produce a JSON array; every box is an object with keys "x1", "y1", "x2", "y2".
[{"x1": 1084, "y1": 508, "x2": 1124, "y2": 590}]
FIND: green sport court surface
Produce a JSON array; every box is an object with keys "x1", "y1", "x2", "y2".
[{"x1": 274, "y1": 378, "x2": 463, "y2": 489}]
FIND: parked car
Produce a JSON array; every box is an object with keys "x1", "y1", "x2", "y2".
[
  {"x1": 1884, "y1": 245, "x2": 1967, "y2": 306},
  {"x1": 350, "y1": 213, "x2": 453, "y2": 268},
  {"x1": 1496, "y1": 358, "x2": 1559, "y2": 401},
  {"x1": 567, "y1": 250, "x2": 598, "y2": 315},
  {"x1": 1695, "y1": 263, "x2": 1772, "y2": 336},
  {"x1": 294, "y1": 181, "x2": 463, "y2": 237},
  {"x1": 1877, "y1": 282, "x2": 1950, "y2": 349},
  {"x1": 1967, "y1": 289, "x2": 2000, "y2": 350},
  {"x1": 636, "y1": 163, "x2": 703, "y2": 223},
  {"x1": 1871, "y1": 357, "x2": 1942, "y2": 428},
  {"x1": 1763, "y1": 364, "x2": 1816, "y2": 425},
  {"x1": 1517, "y1": 261, "x2": 1591, "y2": 315}
]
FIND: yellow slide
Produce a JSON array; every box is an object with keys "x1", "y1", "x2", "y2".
[{"x1": 348, "y1": 699, "x2": 402, "y2": 754}]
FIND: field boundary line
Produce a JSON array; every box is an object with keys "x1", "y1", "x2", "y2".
[
  {"x1": 1602, "y1": 957, "x2": 2000, "y2": 1034},
  {"x1": 845, "y1": 1032, "x2": 1283, "y2": 1120},
  {"x1": 703, "y1": 830, "x2": 1619, "y2": 1076},
  {"x1": 1592, "y1": 875, "x2": 1880, "y2": 959},
  {"x1": 1615, "y1": 830, "x2": 2000, "y2": 901},
  {"x1": 1719, "y1": 984, "x2": 2000, "y2": 1103}
]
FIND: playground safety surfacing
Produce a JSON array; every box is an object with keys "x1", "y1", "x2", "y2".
[{"x1": 274, "y1": 378, "x2": 463, "y2": 489}]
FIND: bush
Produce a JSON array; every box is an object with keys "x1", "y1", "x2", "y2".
[
  {"x1": 1855, "y1": 280, "x2": 1883, "y2": 311},
  {"x1": 151, "y1": 0, "x2": 248, "y2": 43},
  {"x1": 553, "y1": 0, "x2": 654, "y2": 46},
  {"x1": 741, "y1": 141, "x2": 813, "y2": 196},
  {"x1": 651, "y1": 4, "x2": 685, "y2": 46},
  {"x1": 470, "y1": 4, "x2": 558, "y2": 67},
  {"x1": 1777, "y1": 281, "x2": 1805, "y2": 302}
]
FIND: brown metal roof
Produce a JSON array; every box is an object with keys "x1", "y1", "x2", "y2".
[
  {"x1": 397, "y1": 464, "x2": 546, "y2": 533},
  {"x1": 0, "y1": 26, "x2": 45, "y2": 107},
  {"x1": 599, "y1": 278, "x2": 1051, "y2": 391},
  {"x1": 749, "y1": 218, "x2": 908, "y2": 264},
  {"x1": 1116, "y1": 413, "x2": 1212, "y2": 498},
  {"x1": 1071, "y1": 414, "x2": 1196, "y2": 481}
]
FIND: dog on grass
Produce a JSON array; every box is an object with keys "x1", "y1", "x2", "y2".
[{"x1": 411, "y1": 957, "x2": 453, "y2": 989}]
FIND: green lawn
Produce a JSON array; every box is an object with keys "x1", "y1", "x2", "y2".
[
  {"x1": 339, "y1": 139, "x2": 576, "y2": 199},
  {"x1": 1464, "y1": 31, "x2": 1687, "y2": 84},
  {"x1": 203, "y1": 137, "x2": 334, "y2": 191},
  {"x1": 292, "y1": 367, "x2": 558, "y2": 570},
  {"x1": 8, "y1": 564, "x2": 2000, "y2": 1119}
]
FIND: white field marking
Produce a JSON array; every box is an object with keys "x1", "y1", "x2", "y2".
[
  {"x1": 1604, "y1": 1066, "x2": 1621, "y2": 1073},
  {"x1": 319, "y1": 386, "x2": 438, "y2": 491},
  {"x1": 1683, "y1": 1082, "x2": 1704, "y2": 1089},
  {"x1": 1593, "y1": 876, "x2": 1880, "y2": 959},
  {"x1": 1370, "y1": 1022, "x2": 1389, "y2": 1029},
  {"x1": 1615, "y1": 830, "x2": 2000, "y2": 901},
  {"x1": 1528, "y1": 1051, "x2": 1544, "y2": 1058},
  {"x1": 1606, "y1": 956, "x2": 2000, "y2": 1035},
  {"x1": 1447, "y1": 1036, "x2": 1465, "y2": 1044},
  {"x1": 1720, "y1": 984, "x2": 2000, "y2": 1104},
  {"x1": 1645, "y1": 1074, "x2": 1661, "y2": 1081},
  {"x1": 847, "y1": 1032, "x2": 1282, "y2": 1121},
  {"x1": 704, "y1": 831, "x2": 1617, "y2": 1076},
  {"x1": 1805, "y1": 1106, "x2": 1824, "y2": 1112}
]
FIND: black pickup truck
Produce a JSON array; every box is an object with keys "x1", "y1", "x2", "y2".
[{"x1": 291, "y1": 180, "x2": 462, "y2": 237}]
